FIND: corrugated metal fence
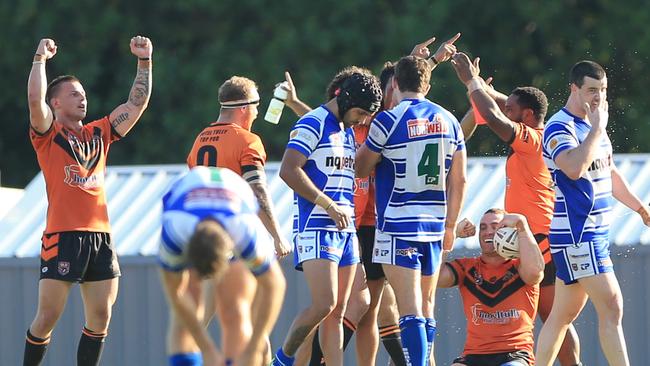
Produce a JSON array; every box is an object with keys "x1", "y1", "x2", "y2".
[{"x1": 1, "y1": 245, "x2": 649, "y2": 365}]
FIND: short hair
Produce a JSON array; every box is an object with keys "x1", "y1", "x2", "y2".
[
  {"x1": 325, "y1": 66, "x2": 373, "y2": 100},
  {"x1": 218, "y1": 76, "x2": 258, "y2": 104},
  {"x1": 186, "y1": 219, "x2": 232, "y2": 278},
  {"x1": 510, "y1": 87, "x2": 549, "y2": 121},
  {"x1": 379, "y1": 61, "x2": 396, "y2": 92},
  {"x1": 484, "y1": 207, "x2": 507, "y2": 216},
  {"x1": 45, "y1": 75, "x2": 80, "y2": 108},
  {"x1": 394, "y1": 56, "x2": 431, "y2": 93},
  {"x1": 570, "y1": 60, "x2": 606, "y2": 87}
]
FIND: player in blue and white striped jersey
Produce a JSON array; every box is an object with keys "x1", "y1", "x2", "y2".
[
  {"x1": 159, "y1": 166, "x2": 286, "y2": 366},
  {"x1": 271, "y1": 71, "x2": 382, "y2": 366},
  {"x1": 357, "y1": 55, "x2": 467, "y2": 366},
  {"x1": 536, "y1": 61, "x2": 650, "y2": 366}
]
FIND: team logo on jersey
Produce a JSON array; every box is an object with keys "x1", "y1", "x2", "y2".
[
  {"x1": 549, "y1": 138, "x2": 559, "y2": 149},
  {"x1": 64, "y1": 165, "x2": 103, "y2": 189},
  {"x1": 407, "y1": 116, "x2": 448, "y2": 139},
  {"x1": 326, "y1": 155, "x2": 354, "y2": 170},
  {"x1": 55, "y1": 127, "x2": 103, "y2": 171},
  {"x1": 471, "y1": 303, "x2": 521, "y2": 325},
  {"x1": 57, "y1": 261, "x2": 70, "y2": 276}
]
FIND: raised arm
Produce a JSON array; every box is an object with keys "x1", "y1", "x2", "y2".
[
  {"x1": 282, "y1": 71, "x2": 312, "y2": 117},
  {"x1": 410, "y1": 33, "x2": 460, "y2": 70},
  {"x1": 459, "y1": 109, "x2": 477, "y2": 141},
  {"x1": 28, "y1": 39, "x2": 57, "y2": 133},
  {"x1": 280, "y1": 148, "x2": 350, "y2": 230},
  {"x1": 554, "y1": 101, "x2": 609, "y2": 180},
  {"x1": 451, "y1": 52, "x2": 515, "y2": 142},
  {"x1": 108, "y1": 36, "x2": 153, "y2": 137},
  {"x1": 499, "y1": 214, "x2": 544, "y2": 285}
]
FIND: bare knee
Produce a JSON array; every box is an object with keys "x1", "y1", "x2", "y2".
[
  {"x1": 85, "y1": 304, "x2": 113, "y2": 331},
  {"x1": 311, "y1": 297, "x2": 337, "y2": 321},
  {"x1": 32, "y1": 305, "x2": 65, "y2": 336},
  {"x1": 598, "y1": 292, "x2": 624, "y2": 326}
]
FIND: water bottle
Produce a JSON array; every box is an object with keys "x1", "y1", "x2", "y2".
[{"x1": 264, "y1": 82, "x2": 289, "y2": 124}]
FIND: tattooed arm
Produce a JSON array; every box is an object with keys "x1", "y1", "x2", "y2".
[
  {"x1": 109, "y1": 36, "x2": 153, "y2": 137},
  {"x1": 243, "y1": 165, "x2": 292, "y2": 258}
]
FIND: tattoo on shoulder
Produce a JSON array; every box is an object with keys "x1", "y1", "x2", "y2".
[
  {"x1": 129, "y1": 67, "x2": 151, "y2": 107},
  {"x1": 111, "y1": 112, "x2": 129, "y2": 128}
]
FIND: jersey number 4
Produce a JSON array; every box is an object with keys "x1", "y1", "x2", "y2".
[{"x1": 417, "y1": 143, "x2": 440, "y2": 185}]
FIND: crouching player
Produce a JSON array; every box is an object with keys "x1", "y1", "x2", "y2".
[
  {"x1": 439, "y1": 209, "x2": 545, "y2": 366},
  {"x1": 159, "y1": 166, "x2": 286, "y2": 366}
]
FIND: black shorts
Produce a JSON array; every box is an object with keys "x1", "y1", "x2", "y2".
[
  {"x1": 358, "y1": 225, "x2": 384, "y2": 281},
  {"x1": 453, "y1": 350, "x2": 533, "y2": 366},
  {"x1": 534, "y1": 233, "x2": 556, "y2": 287},
  {"x1": 40, "y1": 231, "x2": 121, "y2": 282}
]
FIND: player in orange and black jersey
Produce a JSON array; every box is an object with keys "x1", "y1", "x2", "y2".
[
  {"x1": 452, "y1": 52, "x2": 581, "y2": 366},
  {"x1": 181, "y1": 76, "x2": 289, "y2": 365},
  {"x1": 24, "y1": 37, "x2": 152, "y2": 366},
  {"x1": 438, "y1": 208, "x2": 545, "y2": 366}
]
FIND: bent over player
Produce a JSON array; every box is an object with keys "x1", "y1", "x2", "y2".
[
  {"x1": 159, "y1": 166, "x2": 286, "y2": 366},
  {"x1": 24, "y1": 36, "x2": 152, "y2": 366}
]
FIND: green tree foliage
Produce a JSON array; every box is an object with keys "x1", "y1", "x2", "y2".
[{"x1": 1, "y1": 0, "x2": 649, "y2": 186}]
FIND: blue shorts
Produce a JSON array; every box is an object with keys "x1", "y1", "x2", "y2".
[
  {"x1": 169, "y1": 353, "x2": 202, "y2": 366},
  {"x1": 293, "y1": 230, "x2": 360, "y2": 270},
  {"x1": 371, "y1": 230, "x2": 442, "y2": 276},
  {"x1": 551, "y1": 238, "x2": 614, "y2": 285}
]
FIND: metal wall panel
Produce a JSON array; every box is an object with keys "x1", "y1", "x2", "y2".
[{"x1": 1, "y1": 246, "x2": 649, "y2": 365}]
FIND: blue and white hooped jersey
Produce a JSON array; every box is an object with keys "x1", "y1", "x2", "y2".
[
  {"x1": 543, "y1": 108, "x2": 614, "y2": 246},
  {"x1": 366, "y1": 98, "x2": 465, "y2": 242},
  {"x1": 158, "y1": 166, "x2": 274, "y2": 275},
  {"x1": 286, "y1": 105, "x2": 356, "y2": 233}
]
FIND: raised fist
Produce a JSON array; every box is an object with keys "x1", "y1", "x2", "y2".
[
  {"x1": 130, "y1": 36, "x2": 153, "y2": 59},
  {"x1": 36, "y1": 38, "x2": 57, "y2": 59}
]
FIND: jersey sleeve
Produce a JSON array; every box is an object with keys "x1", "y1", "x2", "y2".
[
  {"x1": 89, "y1": 116, "x2": 122, "y2": 144},
  {"x1": 29, "y1": 123, "x2": 56, "y2": 152},
  {"x1": 543, "y1": 122, "x2": 578, "y2": 162},
  {"x1": 228, "y1": 214, "x2": 275, "y2": 276},
  {"x1": 510, "y1": 123, "x2": 542, "y2": 155},
  {"x1": 446, "y1": 110, "x2": 465, "y2": 152},
  {"x1": 365, "y1": 111, "x2": 393, "y2": 153},
  {"x1": 241, "y1": 133, "x2": 267, "y2": 167},
  {"x1": 447, "y1": 258, "x2": 469, "y2": 287},
  {"x1": 158, "y1": 210, "x2": 198, "y2": 271},
  {"x1": 286, "y1": 116, "x2": 322, "y2": 157}
]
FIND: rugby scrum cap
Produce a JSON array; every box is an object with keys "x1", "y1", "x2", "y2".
[{"x1": 336, "y1": 73, "x2": 382, "y2": 118}]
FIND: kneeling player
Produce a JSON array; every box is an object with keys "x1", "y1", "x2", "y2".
[
  {"x1": 159, "y1": 166, "x2": 286, "y2": 366},
  {"x1": 439, "y1": 209, "x2": 545, "y2": 366}
]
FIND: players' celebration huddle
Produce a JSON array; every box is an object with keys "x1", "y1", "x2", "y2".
[{"x1": 23, "y1": 32, "x2": 650, "y2": 366}]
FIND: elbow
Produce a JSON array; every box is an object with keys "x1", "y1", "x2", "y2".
[
  {"x1": 355, "y1": 165, "x2": 369, "y2": 178},
  {"x1": 564, "y1": 168, "x2": 583, "y2": 181},
  {"x1": 521, "y1": 267, "x2": 544, "y2": 286}
]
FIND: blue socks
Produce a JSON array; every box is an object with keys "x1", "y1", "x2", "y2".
[
  {"x1": 399, "y1": 315, "x2": 427, "y2": 366},
  {"x1": 271, "y1": 347, "x2": 295, "y2": 366},
  {"x1": 425, "y1": 318, "x2": 437, "y2": 364},
  {"x1": 169, "y1": 353, "x2": 202, "y2": 366}
]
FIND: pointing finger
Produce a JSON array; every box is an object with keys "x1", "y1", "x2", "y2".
[
  {"x1": 285, "y1": 71, "x2": 295, "y2": 87},
  {"x1": 445, "y1": 32, "x2": 461, "y2": 45},
  {"x1": 420, "y1": 36, "x2": 436, "y2": 47}
]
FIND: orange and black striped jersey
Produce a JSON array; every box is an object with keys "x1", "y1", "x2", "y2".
[
  {"x1": 30, "y1": 117, "x2": 120, "y2": 234},
  {"x1": 505, "y1": 123, "x2": 554, "y2": 235},
  {"x1": 186, "y1": 122, "x2": 266, "y2": 173},
  {"x1": 352, "y1": 124, "x2": 376, "y2": 228},
  {"x1": 447, "y1": 257, "x2": 539, "y2": 358}
]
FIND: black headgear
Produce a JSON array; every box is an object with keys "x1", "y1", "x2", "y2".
[{"x1": 336, "y1": 73, "x2": 382, "y2": 119}]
